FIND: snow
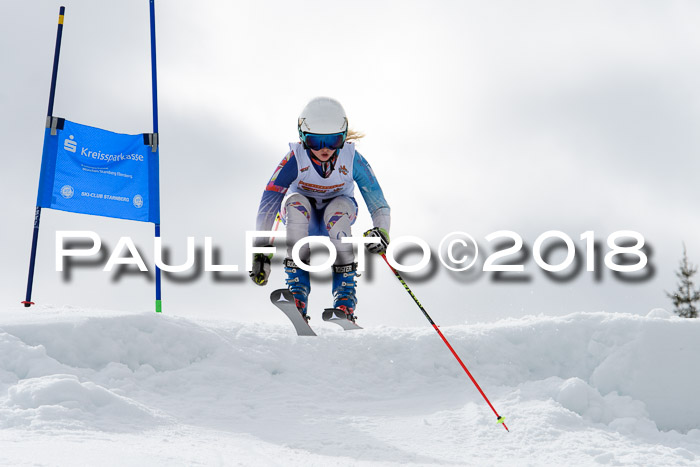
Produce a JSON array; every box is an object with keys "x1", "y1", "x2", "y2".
[{"x1": 0, "y1": 306, "x2": 698, "y2": 466}]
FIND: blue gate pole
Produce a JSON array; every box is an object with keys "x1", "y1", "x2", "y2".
[
  {"x1": 149, "y1": 0, "x2": 162, "y2": 313},
  {"x1": 23, "y1": 6, "x2": 66, "y2": 308}
]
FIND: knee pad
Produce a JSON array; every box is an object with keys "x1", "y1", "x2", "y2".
[
  {"x1": 323, "y1": 196, "x2": 357, "y2": 238},
  {"x1": 284, "y1": 194, "x2": 312, "y2": 225}
]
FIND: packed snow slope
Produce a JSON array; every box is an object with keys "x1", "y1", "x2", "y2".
[{"x1": 0, "y1": 306, "x2": 699, "y2": 466}]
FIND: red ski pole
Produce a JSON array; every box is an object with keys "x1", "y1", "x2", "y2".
[
  {"x1": 380, "y1": 253, "x2": 509, "y2": 432},
  {"x1": 270, "y1": 212, "x2": 282, "y2": 244}
]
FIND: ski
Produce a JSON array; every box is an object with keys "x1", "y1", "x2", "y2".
[
  {"x1": 322, "y1": 308, "x2": 363, "y2": 330},
  {"x1": 270, "y1": 289, "x2": 316, "y2": 336}
]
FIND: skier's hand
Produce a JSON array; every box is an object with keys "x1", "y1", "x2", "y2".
[
  {"x1": 249, "y1": 253, "x2": 272, "y2": 286},
  {"x1": 363, "y1": 227, "x2": 390, "y2": 255}
]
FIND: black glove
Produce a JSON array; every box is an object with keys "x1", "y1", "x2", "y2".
[
  {"x1": 249, "y1": 253, "x2": 272, "y2": 286},
  {"x1": 363, "y1": 227, "x2": 390, "y2": 255}
]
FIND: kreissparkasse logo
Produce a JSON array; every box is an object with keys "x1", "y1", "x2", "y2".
[{"x1": 63, "y1": 135, "x2": 77, "y2": 153}]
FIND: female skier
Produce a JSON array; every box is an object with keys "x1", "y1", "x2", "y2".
[{"x1": 249, "y1": 97, "x2": 391, "y2": 323}]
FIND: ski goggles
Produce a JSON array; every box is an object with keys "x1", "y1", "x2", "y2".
[{"x1": 301, "y1": 132, "x2": 346, "y2": 151}]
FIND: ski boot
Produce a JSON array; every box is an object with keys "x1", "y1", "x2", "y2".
[
  {"x1": 284, "y1": 258, "x2": 310, "y2": 321},
  {"x1": 332, "y1": 262, "x2": 358, "y2": 322}
]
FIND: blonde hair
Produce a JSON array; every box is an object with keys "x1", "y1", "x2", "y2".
[{"x1": 346, "y1": 129, "x2": 365, "y2": 143}]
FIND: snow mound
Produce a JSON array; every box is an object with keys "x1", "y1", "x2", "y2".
[
  {"x1": 2, "y1": 314, "x2": 223, "y2": 372},
  {"x1": 647, "y1": 308, "x2": 673, "y2": 318},
  {"x1": 555, "y1": 377, "x2": 649, "y2": 425},
  {"x1": 0, "y1": 308, "x2": 698, "y2": 465},
  {"x1": 462, "y1": 312, "x2": 700, "y2": 433},
  {"x1": 1, "y1": 374, "x2": 164, "y2": 432},
  {"x1": 0, "y1": 331, "x2": 69, "y2": 384}
]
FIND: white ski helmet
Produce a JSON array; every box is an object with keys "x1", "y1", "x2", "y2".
[{"x1": 298, "y1": 97, "x2": 348, "y2": 139}]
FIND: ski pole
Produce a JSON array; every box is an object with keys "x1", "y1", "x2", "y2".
[
  {"x1": 270, "y1": 212, "x2": 282, "y2": 244},
  {"x1": 379, "y1": 253, "x2": 509, "y2": 432}
]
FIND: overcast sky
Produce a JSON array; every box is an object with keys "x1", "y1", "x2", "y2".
[{"x1": 2, "y1": 0, "x2": 700, "y2": 326}]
